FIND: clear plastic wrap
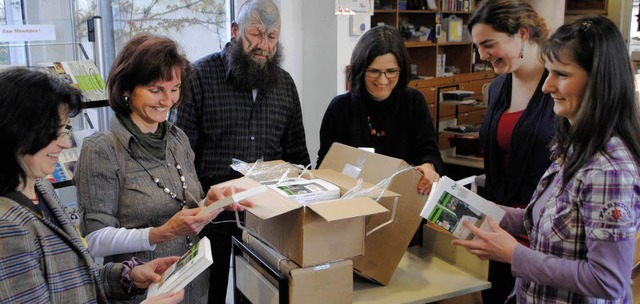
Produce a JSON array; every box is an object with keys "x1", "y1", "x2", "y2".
[{"x1": 230, "y1": 158, "x2": 312, "y2": 184}]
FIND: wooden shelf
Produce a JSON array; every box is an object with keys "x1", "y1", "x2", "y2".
[
  {"x1": 374, "y1": 9, "x2": 397, "y2": 13},
  {"x1": 405, "y1": 41, "x2": 436, "y2": 48},
  {"x1": 398, "y1": 9, "x2": 438, "y2": 13},
  {"x1": 439, "y1": 41, "x2": 473, "y2": 46},
  {"x1": 440, "y1": 148, "x2": 484, "y2": 169},
  {"x1": 440, "y1": 10, "x2": 472, "y2": 14}
]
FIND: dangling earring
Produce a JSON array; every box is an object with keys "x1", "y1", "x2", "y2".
[
  {"x1": 519, "y1": 44, "x2": 524, "y2": 59},
  {"x1": 124, "y1": 95, "x2": 129, "y2": 106}
]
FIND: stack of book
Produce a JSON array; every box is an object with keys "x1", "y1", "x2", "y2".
[{"x1": 268, "y1": 179, "x2": 340, "y2": 205}]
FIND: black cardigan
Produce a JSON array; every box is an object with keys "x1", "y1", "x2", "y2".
[
  {"x1": 480, "y1": 71, "x2": 555, "y2": 206},
  {"x1": 317, "y1": 87, "x2": 443, "y2": 174}
]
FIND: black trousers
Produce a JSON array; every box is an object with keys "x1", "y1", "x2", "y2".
[{"x1": 200, "y1": 210, "x2": 243, "y2": 304}]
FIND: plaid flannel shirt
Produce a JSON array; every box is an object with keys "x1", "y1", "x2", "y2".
[
  {"x1": 517, "y1": 137, "x2": 640, "y2": 303},
  {"x1": 170, "y1": 44, "x2": 310, "y2": 186}
]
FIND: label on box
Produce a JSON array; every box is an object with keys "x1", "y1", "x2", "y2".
[{"x1": 342, "y1": 163, "x2": 361, "y2": 179}]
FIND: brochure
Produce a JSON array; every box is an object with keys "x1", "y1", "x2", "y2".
[
  {"x1": 39, "y1": 60, "x2": 107, "y2": 101},
  {"x1": 146, "y1": 237, "x2": 213, "y2": 298},
  {"x1": 420, "y1": 176, "x2": 505, "y2": 239},
  {"x1": 268, "y1": 179, "x2": 340, "y2": 205},
  {"x1": 197, "y1": 185, "x2": 268, "y2": 216}
]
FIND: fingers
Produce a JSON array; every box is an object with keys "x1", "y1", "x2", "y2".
[
  {"x1": 141, "y1": 289, "x2": 185, "y2": 304},
  {"x1": 415, "y1": 163, "x2": 440, "y2": 196},
  {"x1": 486, "y1": 216, "x2": 501, "y2": 231},
  {"x1": 462, "y1": 219, "x2": 484, "y2": 237}
]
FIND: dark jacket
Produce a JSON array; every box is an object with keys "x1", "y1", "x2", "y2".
[
  {"x1": 480, "y1": 71, "x2": 555, "y2": 206},
  {"x1": 317, "y1": 88, "x2": 443, "y2": 174}
]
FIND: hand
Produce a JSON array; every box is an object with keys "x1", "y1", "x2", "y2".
[
  {"x1": 130, "y1": 256, "x2": 179, "y2": 289},
  {"x1": 150, "y1": 207, "x2": 218, "y2": 244},
  {"x1": 205, "y1": 186, "x2": 254, "y2": 212},
  {"x1": 415, "y1": 163, "x2": 440, "y2": 195},
  {"x1": 451, "y1": 217, "x2": 519, "y2": 263},
  {"x1": 141, "y1": 289, "x2": 185, "y2": 304}
]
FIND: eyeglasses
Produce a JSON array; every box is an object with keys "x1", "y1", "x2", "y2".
[
  {"x1": 365, "y1": 68, "x2": 400, "y2": 79},
  {"x1": 56, "y1": 125, "x2": 73, "y2": 141}
]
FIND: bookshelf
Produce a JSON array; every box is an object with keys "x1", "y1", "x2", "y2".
[{"x1": 373, "y1": 0, "x2": 494, "y2": 158}]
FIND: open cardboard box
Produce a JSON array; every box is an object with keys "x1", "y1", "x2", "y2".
[
  {"x1": 214, "y1": 169, "x2": 393, "y2": 267},
  {"x1": 317, "y1": 143, "x2": 430, "y2": 285}
]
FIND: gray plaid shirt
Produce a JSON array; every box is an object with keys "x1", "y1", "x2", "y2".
[{"x1": 170, "y1": 44, "x2": 310, "y2": 187}]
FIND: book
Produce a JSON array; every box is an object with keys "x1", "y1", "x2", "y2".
[
  {"x1": 420, "y1": 176, "x2": 505, "y2": 239},
  {"x1": 442, "y1": 90, "x2": 474, "y2": 101},
  {"x1": 38, "y1": 60, "x2": 107, "y2": 101},
  {"x1": 268, "y1": 179, "x2": 340, "y2": 205},
  {"x1": 146, "y1": 237, "x2": 213, "y2": 298},
  {"x1": 197, "y1": 185, "x2": 268, "y2": 216}
]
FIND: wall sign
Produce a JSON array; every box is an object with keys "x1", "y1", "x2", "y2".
[{"x1": 0, "y1": 24, "x2": 56, "y2": 42}]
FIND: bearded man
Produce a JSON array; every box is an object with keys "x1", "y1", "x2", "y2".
[{"x1": 170, "y1": 0, "x2": 310, "y2": 302}]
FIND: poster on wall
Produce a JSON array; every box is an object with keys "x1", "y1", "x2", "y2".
[
  {"x1": 565, "y1": 0, "x2": 608, "y2": 15},
  {"x1": 336, "y1": 0, "x2": 374, "y2": 15}
]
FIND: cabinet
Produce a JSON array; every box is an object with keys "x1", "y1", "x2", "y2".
[{"x1": 373, "y1": 0, "x2": 494, "y2": 159}]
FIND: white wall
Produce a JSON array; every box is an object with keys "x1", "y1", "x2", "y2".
[{"x1": 298, "y1": 3, "x2": 369, "y2": 166}]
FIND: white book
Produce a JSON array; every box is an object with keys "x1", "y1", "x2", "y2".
[
  {"x1": 146, "y1": 237, "x2": 213, "y2": 298},
  {"x1": 268, "y1": 179, "x2": 340, "y2": 205},
  {"x1": 420, "y1": 176, "x2": 505, "y2": 239},
  {"x1": 197, "y1": 185, "x2": 268, "y2": 216}
]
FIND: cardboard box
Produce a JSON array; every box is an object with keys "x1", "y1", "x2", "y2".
[
  {"x1": 422, "y1": 222, "x2": 488, "y2": 279},
  {"x1": 318, "y1": 142, "x2": 429, "y2": 285},
  {"x1": 215, "y1": 174, "x2": 390, "y2": 267},
  {"x1": 236, "y1": 232, "x2": 353, "y2": 304}
]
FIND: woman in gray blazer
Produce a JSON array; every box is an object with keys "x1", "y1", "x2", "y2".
[
  {"x1": 0, "y1": 67, "x2": 185, "y2": 303},
  {"x1": 75, "y1": 34, "x2": 247, "y2": 303}
]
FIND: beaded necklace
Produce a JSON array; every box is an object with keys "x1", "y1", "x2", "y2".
[{"x1": 126, "y1": 147, "x2": 193, "y2": 248}]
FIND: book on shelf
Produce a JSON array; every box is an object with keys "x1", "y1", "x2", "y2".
[
  {"x1": 47, "y1": 128, "x2": 96, "y2": 183},
  {"x1": 268, "y1": 179, "x2": 340, "y2": 205},
  {"x1": 38, "y1": 60, "x2": 107, "y2": 101},
  {"x1": 146, "y1": 237, "x2": 213, "y2": 298},
  {"x1": 420, "y1": 176, "x2": 505, "y2": 239},
  {"x1": 442, "y1": 90, "x2": 474, "y2": 101}
]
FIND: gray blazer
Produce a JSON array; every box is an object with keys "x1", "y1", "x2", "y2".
[
  {"x1": 0, "y1": 180, "x2": 128, "y2": 303},
  {"x1": 75, "y1": 118, "x2": 208, "y2": 303}
]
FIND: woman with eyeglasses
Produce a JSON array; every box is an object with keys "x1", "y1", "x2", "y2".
[
  {"x1": 317, "y1": 25, "x2": 443, "y2": 196},
  {"x1": 0, "y1": 67, "x2": 185, "y2": 303},
  {"x1": 453, "y1": 15, "x2": 640, "y2": 303}
]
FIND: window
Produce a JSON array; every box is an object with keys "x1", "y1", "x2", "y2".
[{"x1": 0, "y1": 0, "x2": 228, "y2": 66}]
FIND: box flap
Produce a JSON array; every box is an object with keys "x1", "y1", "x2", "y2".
[
  {"x1": 319, "y1": 142, "x2": 409, "y2": 184},
  {"x1": 213, "y1": 177, "x2": 302, "y2": 220},
  {"x1": 310, "y1": 169, "x2": 399, "y2": 198},
  {"x1": 307, "y1": 197, "x2": 388, "y2": 222}
]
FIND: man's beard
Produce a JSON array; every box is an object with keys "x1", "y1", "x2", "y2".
[{"x1": 226, "y1": 38, "x2": 283, "y2": 90}]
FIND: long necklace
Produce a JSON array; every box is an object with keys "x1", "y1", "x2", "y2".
[
  {"x1": 368, "y1": 115, "x2": 386, "y2": 137},
  {"x1": 126, "y1": 148, "x2": 193, "y2": 248}
]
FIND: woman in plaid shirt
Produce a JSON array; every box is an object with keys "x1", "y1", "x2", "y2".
[{"x1": 454, "y1": 15, "x2": 640, "y2": 303}]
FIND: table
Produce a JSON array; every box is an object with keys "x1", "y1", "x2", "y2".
[{"x1": 353, "y1": 246, "x2": 490, "y2": 304}]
